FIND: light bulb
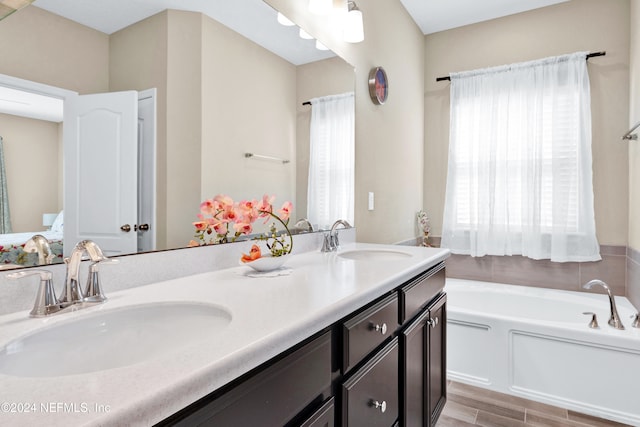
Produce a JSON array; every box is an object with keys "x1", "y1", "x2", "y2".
[
  {"x1": 277, "y1": 12, "x2": 295, "y2": 26},
  {"x1": 299, "y1": 28, "x2": 314, "y2": 40},
  {"x1": 315, "y1": 40, "x2": 329, "y2": 51},
  {"x1": 343, "y1": 4, "x2": 364, "y2": 43}
]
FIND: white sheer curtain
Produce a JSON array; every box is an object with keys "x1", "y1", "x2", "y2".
[
  {"x1": 441, "y1": 52, "x2": 600, "y2": 262},
  {"x1": 307, "y1": 92, "x2": 355, "y2": 230}
]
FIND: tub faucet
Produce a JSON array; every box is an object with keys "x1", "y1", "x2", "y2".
[
  {"x1": 322, "y1": 220, "x2": 352, "y2": 252},
  {"x1": 582, "y1": 280, "x2": 624, "y2": 330},
  {"x1": 60, "y1": 240, "x2": 110, "y2": 305},
  {"x1": 23, "y1": 234, "x2": 54, "y2": 265}
]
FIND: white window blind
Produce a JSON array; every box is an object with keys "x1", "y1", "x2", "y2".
[
  {"x1": 307, "y1": 92, "x2": 355, "y2": 230},
  {"x1": 441, "y1": 52, "x2": 600, "y2": 262}
]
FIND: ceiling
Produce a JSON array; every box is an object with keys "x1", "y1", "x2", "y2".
[
  {"x1": 400, "y1": 0, "x2": 569, "y2": 35},
  {"x1": 31, "y1": 0, "x2": 570, "y2": 65},
  {"x1": 1, "y1": 0, "x2": 570, "y2": 122}
]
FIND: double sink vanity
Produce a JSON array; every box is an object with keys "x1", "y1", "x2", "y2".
[{"x1": 0, "y1": 238, "x2": 449, "y2": 426}]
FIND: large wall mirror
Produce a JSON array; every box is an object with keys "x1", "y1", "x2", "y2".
[{"x1": 0, "y1": 0, "x2": 355, "y2": 269}]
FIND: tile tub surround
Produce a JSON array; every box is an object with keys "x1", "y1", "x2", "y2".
[
  {"x1": 0, "y1": 242, "x2": 449, "y2": 426},
  {"x1": 627, "y1": 246, "x2": 640, "y2": 311},
  {"x1": 443, "y1": 245, "x2": 629, "y2": 297},
  {"x1": 0, "y1": 228, "x2": 355, "y2": 316}
]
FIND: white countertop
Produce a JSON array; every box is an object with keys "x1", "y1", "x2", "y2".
[{"x1": 0, "y1": 243, "x2": 449, "y2": 426}]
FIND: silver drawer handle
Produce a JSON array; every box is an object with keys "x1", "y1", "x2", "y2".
[
  {"x1": 427, "y1": 317, "x2": 439, "y2": 328},
  {"x1": 371, "y1": 322, "x2": 387, "y2": 335},
  {"x1": 370, "y1": 399, "x2": 387, "y2": 413}
]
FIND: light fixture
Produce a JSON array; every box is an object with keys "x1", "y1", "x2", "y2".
[
  {"x1": 299, "y1": 28, "x2": 314, "y2": 40},
  {"x1": 315, "y1": 40, "x2": 329, "y2": 51},
  {"x1": 0, "y1": 0, "x2": 34, "y2": 21},
  {"x1": 343, "y1": 1, "x2": 364, "y2": 43},
  {"x1": 308, "y1": 0, "x2": 333, "y2": 15},
  {"x1": 277, "y1": 12, "x2": 295, "y2": 26}
]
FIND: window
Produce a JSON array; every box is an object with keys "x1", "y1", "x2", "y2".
[
  {"x1": 441, "y1": 52, "x2": 600, "y2": 262},
  {"x1": 307, "y1": 92, "x2": 355, "y2": 230}
]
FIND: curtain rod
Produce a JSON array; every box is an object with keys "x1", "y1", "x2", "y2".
[
  {"x1": 435, "y1": 51, "x2": 606, "y2": 82},
  {"x1": 302, "y1": 101, "x2": 311, "y2": 106}
]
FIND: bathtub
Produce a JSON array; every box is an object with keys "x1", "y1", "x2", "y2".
[{"x1": 445, "y1": 278, "x2": 640, "y2": 426}]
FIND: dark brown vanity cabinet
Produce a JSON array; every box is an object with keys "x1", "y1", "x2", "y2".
[
  {"x1": 159, "y1": 262, "x2": 447, "y2": 427},
  {"x1": 159, "y1": 331, "x2": 334, "y2": 427},
  {"x1": 341, "y1": 262, "x2": 446, "y2": 427}
]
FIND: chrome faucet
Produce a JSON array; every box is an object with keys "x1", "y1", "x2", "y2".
[
  {"x1": 294, "y1": 218, "x2": 314, "y2": 233},
  {"x1": 23, "y1": 234, "x2": 54, "y2": 265},
  {"x1": 582, "y1": 280, "x2": 624, "y2": 330},
  {"x1": 322, "y1": 220, "x2": 352, "y2": 252},
  {"x1": 61, "y1": 240, "x2": 110, "y2": 305}
]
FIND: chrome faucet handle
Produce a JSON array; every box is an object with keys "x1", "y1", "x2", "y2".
[
  {"x1": 633, "y1": 313, "x2": 640, "y2": 329},
  {"x1": 582, "y1": 312, "x2": 599, "y2": 329},
  {"x1": 321, "y1": 232, "x2": 332, "y2": 252},
  {"x1": 84, "y1": 258, "x2": 118, "y2": 303},
  {"x1": 7, "y1": 270, "x2": 62, "y2": 317},
  {"x1": 60, "y1": 256, "x2": 85, "y2": 305},
  {"x1": 332, "y1": 232, "x2": 340, "y2": 250}
]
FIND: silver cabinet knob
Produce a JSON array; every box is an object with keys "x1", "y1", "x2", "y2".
[
  {"x1": 427, "y1": 317, "x2": 439, "y2": 328},
  {"x1": 371, "y1": 322, "x2": 388, "y2": 335},
  {"x1": 370, "y1": 399, "x2": 387, "y2": 413}
]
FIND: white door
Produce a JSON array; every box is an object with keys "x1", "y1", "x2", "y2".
[
  {"x1": 63, "y1": 91, "x2": 138, "y2": 257},
  {"x1": 137, "y1": 89, "x2": 157, "y2": 252}
]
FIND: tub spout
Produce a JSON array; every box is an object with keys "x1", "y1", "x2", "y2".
[{"x1": 582, "y1": 280, "x2": 624, "y2": 330}]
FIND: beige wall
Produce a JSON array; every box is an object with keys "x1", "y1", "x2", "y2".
[
  {"x1": 0, "y1": 114, "x2": 61, "y2": 232},
  {"x1": 111, "y1": 10, "x2": 299, "y2": 248},
  {"x1": 0, "y1": 6, "x2": 108, "y2": 94},
  {"x1": 201, "y1": 13, "x2": 296, "y2": 220},
  {"x1": 110, "y1": 10, "x2": 169, "y2": 249},
  {"x1": 296, "y1": 57, "x2": 355, "y2": 222},
  {"x1": 267, "y1": 0, "x2": 426, "y2": 244},
  {"x1": 424, "y1": 0, "x2": 631, "y2": 246},
  {"x1": 630, "y1": 1, "x2": 640, "y2": 251}
]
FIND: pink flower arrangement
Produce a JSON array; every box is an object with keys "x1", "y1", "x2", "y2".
[{"x1": 192, "y1": 194, "x2": 293, "y2": 257}]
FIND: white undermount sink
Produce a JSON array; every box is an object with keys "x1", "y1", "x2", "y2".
[
  {"x1": 0, "y1": 302, "x2": 232, "y2": 377},
  {"x1": 338, "y1": 249, "x2": 413, "y2": 261}
]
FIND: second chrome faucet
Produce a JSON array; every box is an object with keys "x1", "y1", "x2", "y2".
[{"x1": 322, "y1": 220, "x2": 352, "y2": 252}]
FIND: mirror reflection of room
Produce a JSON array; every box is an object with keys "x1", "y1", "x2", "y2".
[{"x1": 0, "y1": 1, "x2": 355, "y2": 268}]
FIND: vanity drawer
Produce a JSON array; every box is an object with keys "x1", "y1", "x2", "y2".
[
  {"x1": 299, "y1": 397, "x2": 335, "y2": 427},
  {"x1": 167, "y1": 331, "x2": 332, "y2": 427},
  {"x1": 343, "y1": 293, "x2": 398, "y2": 373},
  {"x1": 399, "y1": 262, "x2": 445, "y2": 323},
  {"x1": 342, "y1": 337, "x2": 399, "y2": 427}
]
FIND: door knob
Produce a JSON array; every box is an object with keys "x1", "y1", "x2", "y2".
[
  {"x1": 120, "y1": 224, "x2": 131, "y2": 232},
  {"x1": 137, "y1": 223, "x2": 150, "y2": 231}
]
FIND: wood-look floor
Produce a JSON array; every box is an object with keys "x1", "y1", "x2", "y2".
[{"x1": 437, "y1": 381, "x2": 632, "y2": 427}]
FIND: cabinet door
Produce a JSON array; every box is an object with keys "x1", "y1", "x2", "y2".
[
  {"x1": 427, "y1": 293, "x2": 447, "y2": 427},
  {"x1": 400, "y1": 306, "x2": 429, "y2": 427},
  {"x1": 400, "y1": 293, "x2": 447, "y2": 427},
  {"x1": 342, "y1": 338, "x2": 399, "y2": 427}
]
